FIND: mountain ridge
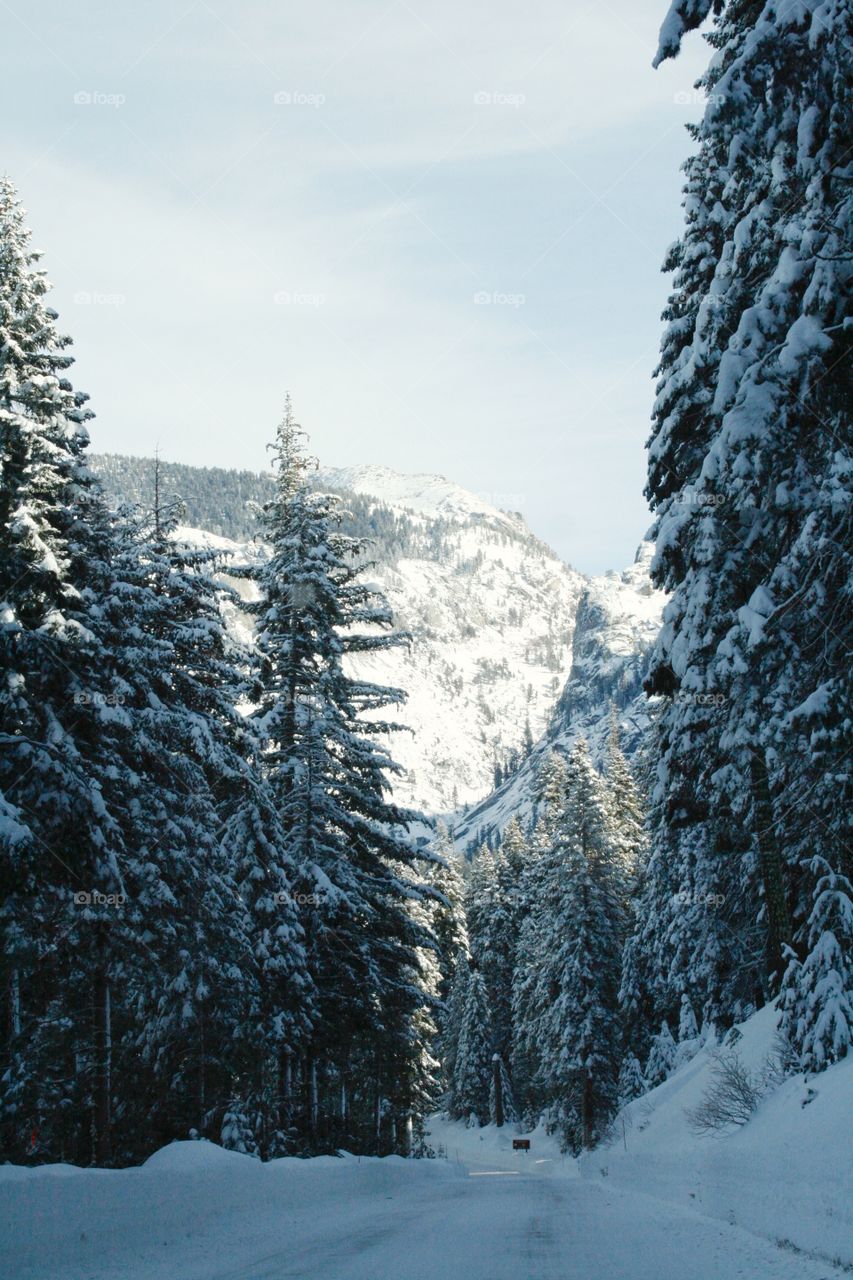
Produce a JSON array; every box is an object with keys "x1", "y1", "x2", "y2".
[{"x1": 91, "y1": 453, "x2": 664, "y2": 823}]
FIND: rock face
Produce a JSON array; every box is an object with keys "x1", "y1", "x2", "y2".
[
  {"x1": 452, "y1": 544, "x2": 666, "y2": 849},
  {"x1": 93, "y1": 455, "x2": 664, "y2": 826}
]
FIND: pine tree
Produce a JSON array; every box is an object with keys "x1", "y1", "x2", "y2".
[
  {"x1": 428, "y1": 823, "x2": 469, "y2": 1004},
  {"x1": 452, "y1": 964, "x2": 493, "y2": 1124},
  {"x1": 780, "y1": 857, "x2": 853, "y2": 1071},
  {"x1": 605, "y1": 708, "x2": 647, "y2": 892},
  {"x1": 236, "y1": 399, "x2": 435, "y2": 1151},
  {"x1": 678, "y1": 993, "x2": 699, "y2": 1044},
  {"x1": 466, "y1": 821, "x2": 527, "y2": 1069},
  {"x1": 646, "y1": 0, "x2": 852, "y2": 1064},
  {"x1": 513, "y1": 742, "x2": 626, "y2": 1149},
  {"x1": 644, "y1": 1020, "x2": 677, "y2": 1089},
  {"x1": 0, "y1": 177, "x2": 142, "y2": 1164},
  {"x1": 617, "y1": 1053, "x2": 646, "y2": 1106}
]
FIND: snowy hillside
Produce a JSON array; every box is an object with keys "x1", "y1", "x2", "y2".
[
  {"x1": 97, "y1": 455, "x2": 664, "y2": 818},
  {"x1": 320, "y1": 466, "x2": 587, "y2": 815},
  {"x1": 454, "y1": 542, "x2": 666, "y2": 846},
  {"x1": 585, "y1": 1004, "x2": 853, "y2": 1271}
]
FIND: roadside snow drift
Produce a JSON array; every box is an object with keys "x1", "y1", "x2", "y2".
[{"x1": 586, "y1": 1004, "x2": 853, "y2": 1269}]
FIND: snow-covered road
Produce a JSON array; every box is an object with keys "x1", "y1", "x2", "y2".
[
  {"x1": 3, "y1": 1121, "x2": 844, "y2": 1280},
  {"x1": 207, "y1": 1166, "x2": 839, "y2": 1280}
]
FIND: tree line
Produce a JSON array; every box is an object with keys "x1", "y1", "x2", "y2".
[{"x1": 0, "y1": 178, "x2": 441, "y2": 1164}]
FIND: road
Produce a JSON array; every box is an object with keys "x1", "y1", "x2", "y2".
[{"x1": 2, "y1": 1128, "x2": 843, "y2": 1280}]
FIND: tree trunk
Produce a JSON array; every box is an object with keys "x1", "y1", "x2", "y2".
[
  {"x1": 751, "y1": 752, "x2": 792, "y2": 989},
  {"x1": 307, "y1": 1056, "x2": 318, "y2": 1140},
  {"x1": 581, "y1": 1070, "x2": 594, "y2": 1150},
  {"x1": 92, "y1": 930, "x2": 111, "y2": 1165},
  {"x1": 198, "y1": 1001, "x2": 207, "y2": 1132},
  {"x1": 492, "y1": 1054, "x2": 504, "y2": 1127},
  {"x1": 279, "y1": 1047, "x2": 293, "y2": 1132},
  {"x1": 9, "y1": 967, "x2": 20, "y2": 1038}
]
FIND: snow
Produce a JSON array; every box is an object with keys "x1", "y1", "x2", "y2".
[
  {"x1": 110, "y1": 465, "x2": 664, "y2": 822},
  {"x1": 455, "y1": 541, "x2": 666, "y2": 844},
  {"x1": 588, "y1": 1004, "x2": 853, "y2": 1271},
  {"x1": 177, "y1": 477, "x2": 592, "y2": 817},
  {"x1": 316, "y1": 464, "x2": 522, "y2": 528},
  {"x1": 3, "y1": 1069, "x2": 847, "y2": 1280}
]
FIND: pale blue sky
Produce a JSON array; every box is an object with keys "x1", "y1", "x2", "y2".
[{"x1": 3, "y1": 0, "x2": 709, "y2": 573}]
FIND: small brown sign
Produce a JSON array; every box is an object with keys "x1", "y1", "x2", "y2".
[{"x1": 512, "y1": 1138, "x2": 530, "y2": 1151}]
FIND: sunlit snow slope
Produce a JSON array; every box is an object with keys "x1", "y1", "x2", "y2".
[{"x1": 94, "y1": 456, "x2": 664, "y2": 820}]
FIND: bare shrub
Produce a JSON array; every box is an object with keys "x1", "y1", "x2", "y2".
[{"x1": 685, "y1": 1051, "x2": 764, "y2": 1134}]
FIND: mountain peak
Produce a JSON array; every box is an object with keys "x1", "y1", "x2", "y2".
[{"x1": 316, "y1": 464, "x2": 522, "y2": 529}]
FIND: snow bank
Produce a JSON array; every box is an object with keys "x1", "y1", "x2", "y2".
[
  {"x1": 141, "y1": 1139, "x2": 251, "y2": 1172},
  {"x1": 586, "y1": 1005, "x2": 853, "y2": 1268},
  {"x1": 0, "y1": 1144, "x2": 461, "y2": 1280}
]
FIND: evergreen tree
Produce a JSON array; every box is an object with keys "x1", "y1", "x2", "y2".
[
  {"x1": 605, "y1": 708, "x2": 647, "y2": 892},
  {"x1": 617, "y1": 1053, "x2": 646, "y2": 1106},
  {"x1": 236, "y1": 399, "x2": 434, "y2": 1151},
  {"x1": 0, "y1": 177, "x2": 142, "y2": 1164},
  {"x1": 644, "y1": 1020, "x2": 677, "y2": 1088},
  {"x1": 451, "y1": 964, "x2": 493, "y2": 1124},
  {"x1": 646, "y1": 0, "x2": 852, "y2": 1064},
  {"x1": 513, "y1": 742, "x2": 626, "y2": 1149},
  {"x1": 678, "y1": 993, "x2": 699, "y2": 1044}
]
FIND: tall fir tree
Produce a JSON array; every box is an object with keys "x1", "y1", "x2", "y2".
[
  {"x1": 236, "y1": 399, "x2": 435, "y2": 1151},
  {"x1": 513, "y1": 741, "x2": 626, "y2": 1149},
  {"x1": 644, "y1": 0, "x2": 852, "y2": 1066}
]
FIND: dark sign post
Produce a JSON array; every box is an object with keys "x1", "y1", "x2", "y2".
[{"x1": 512, "y1": 1138, "x2": 530, "y2": 1152}]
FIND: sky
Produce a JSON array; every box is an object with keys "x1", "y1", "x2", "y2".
[{"x1": 2, "y1": 0, "x2": 711, "y2": 574}]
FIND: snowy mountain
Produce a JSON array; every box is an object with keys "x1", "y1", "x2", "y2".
[
  {"x1": 93, "y1": 454, "x2": 665, "y2": 820},
  {"x1": 453, "y1": 543, "x2": 666, "y2": 848}
]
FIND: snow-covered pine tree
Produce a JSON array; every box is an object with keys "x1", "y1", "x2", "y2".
[
  {"x1": 617, "y1": 1052, "x2": 646, "y2": 1106},
  {"x1": 678, "y1": 992, "x2": 699, "y2": 1044},
  {"x1": 646, "y1": 1, "x2": 852, "y2": 1066},
  {"x1": 428, "y1": 822, "x2": 469, "y2": 1004},
  {"x1": 451, "y1": 964, "x2": 493, "y2": 1125},
  {"x1": 0, "y1": 186, "x2": 310, "y2": 1164},
  {"x1": 533, "y1": 749, "x2": 569, "y2": 837},
  {"x1": 237, "y1": 399, "x2": 434, "y2": 1152},
  {"x1": 605, "y1": 708, "x2": 647, "y2": 893},
  {"x1": 510, "y1": 760, "x2": 564, "y2": 1118},
  {"x1": 513, "y1": 741, "x2": 626, "y2": 1149},
  {"x1": 0, "y1": 177, "x2": 149, "y2": 1165},
  {"x1": 644, "y1": 1019, "x2": 677, "y2": 1089},
  {"x1": 422, "y1": 823, "x2": 469, "y2": 1099},
  {"x1": 466, "y1": 821, "x2": 526, "y2": 1069}
]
